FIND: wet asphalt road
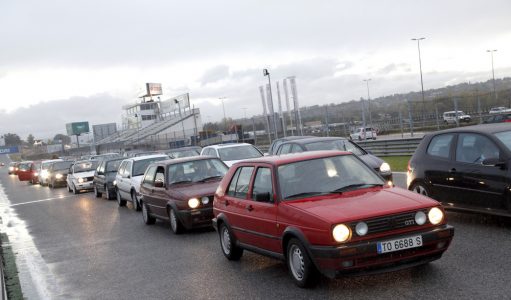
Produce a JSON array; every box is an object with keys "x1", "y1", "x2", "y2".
[{"x1": 1, "y1": 161, "x2": 511, "y2": 299}]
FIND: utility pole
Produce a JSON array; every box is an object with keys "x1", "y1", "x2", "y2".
[
  {"x1": 486, "y1": 49, "x2": 498, "y2": 102},
  {"x1": 412, "y1": 37, "x2": 426, "y2": 127},
  {"x1": 263, "y1": 69, "x2": 278, "y2": 139},
  {"x1": 241, "y1": 107, "x2": 247, "y2": 142},
  {"x1": 219, "y1": 97, "x2": 227, "y2": 133},
  {"x1": 363, "y1": 79, "x2": 372, "y2": 126}
]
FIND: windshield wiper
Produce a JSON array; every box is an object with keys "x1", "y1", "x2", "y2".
[
  {"x1": 330, "y1": 183, "x2": 383, "y2": 193},
  {"x1": 197, "y1": 175, "x2": 223, "y2": 182},
  {"x1": 285, "y1": 191, "x2": 328, "y2": 200},
  {"x1": 170, "y1": 180, "x2": 192, "y2": 185}
]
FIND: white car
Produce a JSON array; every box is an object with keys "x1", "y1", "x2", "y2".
[
  {"x1": 349, "y1": 127, "x2": 377, "y2": 141},
  {"x1": 443, "y1": 111, "x2": 471, "y2": 124},
  {"x1": 200, "y1": 143, "x2": 263, "y2": 167},
  {"x1": 38, "y1": 159, "x2": 63, "y2": 186},
  {"x1": 115, "y1": 154, "x2": 169, "y2": 211},
  {"x1": 489, "y1": 107, "x2": 511, "y2": 114},
  {"x1": 66, "y1": 160, "x2": 100, "y2": 194}
]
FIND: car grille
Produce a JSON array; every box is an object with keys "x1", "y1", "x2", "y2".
[
  {"x1": 86, "y1": 176, "x2": 94, "y2": 181},
  {"x1": 350, "y1": 211, "x2": 420, "y2": 234}
]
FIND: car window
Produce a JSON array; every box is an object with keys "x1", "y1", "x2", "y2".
[
  {"x1": 291, "y1": 144, "x2": 303, "y2": 153},
  {"x1": 495, "y1": 130, "x2": 511, "y2": 151},
  {"x1": 118, "y1": 161, "x2": 127, "y2": 176},
  {"x1": 227, "y1": 168, "x2": 242, "y2": 196},
  {"x1": 218, "y1": 145, "x2": 262, "y2": 161},
  {"x1": 271, "y1": 141, "x2": 283, "y2": 154},
  {"x1": 106, "y1": 159, "x2": 123, "y2": 172},
  {"x1": 167, "y1": 159, "x2": 228, "y2": 184},
  {"x1": 124, "y1": 161, "x2": 132, "y2": 177},
  {"x1": 427, "y1": 134, "x2": 454, "y2": 158},
  {"x1": 143, "y1": 166, "x2": 157, "y2": 185},
  {"x1": 252, "y1": 168, "x2": 273, "y2": 202},
  {"x1": 132, "y1": 157, "x2": 168, "y2": 177},
  {"x1": 233, "y1": 167, "x2": 253, "y2": 198},
  {"x1": 278, "y1": 144, "x2": 292, "y2": 155},
  {"x1": 154, "y1": 166, "x2": 165, "y2": 186},
  {"x1": 97, "y1": 161, "x2": 106, "y2": 174},
  {"x1": 456, "y1": 134, "x2": 500, "y2": 164}
]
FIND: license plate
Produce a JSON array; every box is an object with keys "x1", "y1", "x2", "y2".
[{"x1": 377, "y1": 235, "x2": 422, "y2": 254}]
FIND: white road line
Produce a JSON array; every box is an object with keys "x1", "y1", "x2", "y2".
[{"x1": 6, "y1": 195, "x2": 75, "y2": 207}]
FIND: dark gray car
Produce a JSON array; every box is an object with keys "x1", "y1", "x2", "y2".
[{"x1": 93, "y1": 157, "x2": 124, "y2": 199}]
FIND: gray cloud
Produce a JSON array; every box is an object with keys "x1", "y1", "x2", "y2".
[{"x1": 200, "y1": 65, "x2": 230, "y2": 86}]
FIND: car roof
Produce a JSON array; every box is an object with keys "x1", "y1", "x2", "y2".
[
  {"x1": 431, "y1": 123, "x2": 511, "y2": 135},
  {"x1": 280, "y1": 136, "x2": 348, "y2": 145},
  {"x1": 234, "y1": 150, "x2": 352, "y2": 167},
  {"x1": 122, "y1": 154, "x2": 169, "y2": 162},
  {"x1": 150, "y1": 155, "x2": 221, "y2": 166},
  {"x1": 204, "y1": 143, "x2": 254, "y2": 149},
  {"x1": 167, "y1": 146, "x2": 202, "y2": 151}
]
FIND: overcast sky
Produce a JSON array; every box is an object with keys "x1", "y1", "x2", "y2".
[{"x1": 1, "y1": 0, "x2": 510, "y2": 139}]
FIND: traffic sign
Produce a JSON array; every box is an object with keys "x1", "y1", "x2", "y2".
[{"x1": 0, "y1": 146, "x2": 19, "y2": 155}]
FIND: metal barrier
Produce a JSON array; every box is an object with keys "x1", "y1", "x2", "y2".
[{"x1": 356, "y1": 137, "x2": 423, "y2": 156}]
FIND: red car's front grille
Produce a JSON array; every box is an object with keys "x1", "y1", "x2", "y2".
[{"x1": 351, "y1": 211, "x2": 420, "y2": 234}]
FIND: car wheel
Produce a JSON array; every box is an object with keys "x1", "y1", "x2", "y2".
[
  {"x1": 411, "y1": 182, "x2": 430, "y2": 197},
  {"x1": 169, "y1": 208, "x2": 184, "y2": 234},
  {"x1": 117, "y1": 189, "x2": 127, "y2": 207},
  {"x1": 142, "y1": 202, "x2": 156, "y2": 225},
  {"x1": 67, "y1": 184, "x2": 72, "y2": 193},
  {"x1": 94, "y1": 185, "x2": 102, "y2": 198},
  {"x1": 50, "y1": 181, "x2": 55, "y2": 189},
  {"x1": 219, "y1": 223, "x2": 243, "y2": 260},
  {"x1": 105, "y1": 186, "x2": 113, "y2": 200},
  {"x1": 286, "y1": 238, "x2": 319, "y2": 288},
  {"x1": 72, "y1": 184, "x2": 79, "y2": 194},
  {"x1": 131, "y1": 191, "x2": 141, "y2": 211}
]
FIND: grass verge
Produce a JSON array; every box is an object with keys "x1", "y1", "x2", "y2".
[
  {"x1": 383, "y1": 156, "x2": 411, "y2": 172},
  {"x1": 1, "y1": 233, "x2": 23, "y2": 300}
]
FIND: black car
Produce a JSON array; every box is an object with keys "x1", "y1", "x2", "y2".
[
  {"x1": 267, "y1": 135, "x2": 314, "y2": 155},
  {"x1": 93, "y1": 157, "x2": 124, "y2": 199},
  {"x1": 47, "y1": 160, "x2": 74, "y2": 188},
  {"x1": 275, "y1": 137, "x2": 393, "y2": 182},
  {"x1": 407, "y1": 123, "x2": 511, "y2": 215},
  {"x1": 165, "y1": 146, "x2": 202, "y2": 158}
]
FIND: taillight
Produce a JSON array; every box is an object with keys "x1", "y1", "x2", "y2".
[{"x1": 407, "y1": 160, "x2": 412, "y2": 173}]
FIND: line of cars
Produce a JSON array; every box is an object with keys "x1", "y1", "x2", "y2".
[{"x1": 6, "y1": 140, "x2": 454, "y2": 288}]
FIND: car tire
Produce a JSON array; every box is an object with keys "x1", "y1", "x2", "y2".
[
  {"x1": 117, "y1": 189, "x2": 127, "y2": 207},
  {"x1": 67, "y1": 184, "x2": 72, "y2": 193},
  {"x1": 131, "y1": 191, "x2": 141, "y2": 211},
  {"x1": 219, "y1": 223, "x2": 243, "y2": 260},
  {"x1": 105, "y1": 186, "x2": 113, "y2": 200},
  {"x1": 72, "y1": 184, "x2": 79, "y2": 194},
  {"x1": 286, "y1": 238, "x2": 320, "y2": 288},
  {"x1": 142, "y1": 202, "x2": 156, "y2": 225},
  {"x1": 94, "y1": 185, "x2": 102, "y2": 198},
  {"x1": 411, "y1": 182, "x2": 430, "y2": 197},
  {"x1": 169, "y1": 208, "x2": 184, "y2": 234},
  {"x1": 50, "y1": 181, "x2": 55, "y2": 189}
]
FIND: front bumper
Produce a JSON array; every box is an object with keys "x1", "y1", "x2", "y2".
[
  {"x1": 176, "y1": 207, "x2": 214, "y2": 229},
  {"x1": 309, "y1": 224, "x2": 454, "y2": 278},
  {"x1": 75, "y1": 181, "x2": 94, "y2": 191}
]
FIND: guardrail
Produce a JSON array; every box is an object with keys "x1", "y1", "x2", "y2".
[{"x1": 356, "y1": 137, "x2": 423, "y2": 156}]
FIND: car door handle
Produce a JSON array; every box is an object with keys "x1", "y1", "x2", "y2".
[
  {"x1": 246, "y1": 205, "x2": 253, "y2": 212},
  {"x1": 449, "y1": 168, "x2": 456, "y2": 173}
]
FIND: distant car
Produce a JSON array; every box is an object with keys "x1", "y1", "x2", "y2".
[
  {"x1": 8, "y1": 162, "x2": 19, "y2": 175},
  {"x1": 93, "y1": 157, "x2": 125, "y2": 200},
  {"x1": 29, "y1": 161, "x2": 42, "y2": 184},
  {"x1": 443, "y1": 111, "x2": 471, "y2": 124},
  {"x1": 47, "y1": 160, "x2": 74, "y2": 189},
  {"x1": 483, "y1": 113, "x2": 511, "y2": 124},
  {"x1": 267, "y1": 136, "x2": 314, "y2": 156},
  {"x1": 66, "y1": 160, "x2": 100, "y2": 194},
  {"x1": 489, "y1": 107, "x2": 511, "y2": 114},
  {"x1": 200, "y1": 143, "x2": 263, "y2": 167},
  {"x1": 275, "y1": 137, "x2": 393, "y2": 182},
  {"x1": 140, "y1": 156, "x2": 229, "y2": 234},
  {"x1": 213, "y1": 151, "x2": 453, "y2": 287},
  {"x1": 408, "y1": 123, "x2": 511, "y2": 215},
  {"x1": 38, "y1": 159, "x2": 63, "y2": 185},
  {"x1": 115, "y1": 154, "x2": 170, "y2": 210},
  {"x1": 16, "y1": 161, "x2": 34, "y2": 182},
  {"x1": 349, "y1": 127, "x2": 377, "y2": 141},
  {"x1": 88, "y1": 153, "x2": 121, "y2": 160},
  {"x1": 165, "y1": 146, "x2": 202, "y2": 159}
]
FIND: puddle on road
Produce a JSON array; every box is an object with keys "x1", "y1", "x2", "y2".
[{"x1": 0, "y1": 182, "x2": 64, "y2": 299}]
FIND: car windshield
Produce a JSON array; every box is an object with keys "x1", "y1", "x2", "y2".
[
  {"x1": 494, "y1": 131, "x2": 511, "y2": 151},
  {"x1": 106, "y1": 159, "x2": 124, "y2": 172},
  {"x1": 168, "y1": 159, "x2": 228, "y2": 184},
  {"x1": 218, "y1": 145, "x2": 262, "y2": 161},
  {"x1": 53, "y1": 161, "x2": 73, "y2": 171},
  {"x1": 304, "y1": 140, "x2": 365, "y2": 156},
  {"x1": 278, "y1": 155, "x2": 384, "y2": 201},
  {"x1": 167, "y1": 149, "x2": 201, "y2": 158},
  {"x1": 18, "y1": 162, "x2": 32, "y2": 171},
  {"x1": 133, "y1": 156, "x2": 168, "y2": 176},
  {"x1": 73, "y1": 161, "x2": 99, "y2": 173}
]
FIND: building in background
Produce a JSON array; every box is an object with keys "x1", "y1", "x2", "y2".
[{"x1": 93, "y1": 123, "x2": 117, "y2": 142}]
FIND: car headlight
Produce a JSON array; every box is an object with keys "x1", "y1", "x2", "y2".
[
  {"x1": 201, "y1": 196, "x2": 210, "y2": 205},
  {"x1": 332, "y1": 224, "x2": 351, "y2": 242},
  {"x1": 188, "y1": 198, "x2": 200, "y2": 209},
  {"x1": 380, "y1": 162, "x2": 391, "y2": 173},
  {"x1": 41, "y1": 170, "x2": 48, "y2": 178},
  {"x1": 78, "y1": 178, "x2": 84, "y2": 183},
  {"x1": 415, "y1": 211, "x2": 427, "y2": 225},
  {"x1": 355, "y1": 222, "x2": 368, "y2": 236},
  {"x1": 34, "y1": 172, "x2": 39, "y2": 176},
  {"x1": 9, "y1": 167, "x2": 13, "y2": 171},
  {"x1": 113, "y1": 180, "x2": 117, "y2": 186},
  {"x1": 428, "y1": 207, "x2": 444, "y2": 225},
  {"x1": 55, "y1": 173, "x2": 63, "y2": 179}
]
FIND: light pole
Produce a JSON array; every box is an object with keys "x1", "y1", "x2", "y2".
[
  {"x1": 263, "y1": 69, "x2": 278, "y2": 139},
  {"x1": 487, "y1": 49, "x2": 498, "y2": 102},
  {"x1": 175, "y1": 99, "x2": 187, "y2": 145},
  {"x1": 219, "y1": 97, "x2": 227, "y2": 133},
  {"x1": 363, "y1": 78, "x2": 372, "y2": 126},
  {"x1": 241, "y1": 107, "x2": 247, "y2": 142},
  {"x1": 412, "y1": 37, "x2": 426, "y2": 126}
]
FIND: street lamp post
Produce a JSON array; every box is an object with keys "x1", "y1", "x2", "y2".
[
  {"x1": 219, "y1": 97, "x2": 227, "y2": 133},
  {"x1": 263, "y1": 69, "x2": 278, "y2": 139},
  {"x1": 241, "y1": 107, "x2": 247, "y2": 142},
  {"x1": 486, "y1": 49, "x2": 498, "y2": 102},
  {"x1": 174, "y1": 99, "x2": 187, "y2": 145},
  {"x1": 412, "y1": 37, "x2": 426, "y2": 127},
  {"x1": 363, "y1": 79, "x2": 372, "y2": 126}
]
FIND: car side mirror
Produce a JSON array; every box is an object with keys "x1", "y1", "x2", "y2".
[
  {"x1": 254, "y1": 192, "x2": 271, "y2": 202},
  {"x1": 154, "y1": 180, "x2": 165, "y2": 188},
  {"x1": 482, "y1": 158, "x2": 506, "y2": 168}
]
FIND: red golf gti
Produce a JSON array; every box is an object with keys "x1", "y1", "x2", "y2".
[{"x1": 213, "y1": 151, "x2": 454, "y2": 287}]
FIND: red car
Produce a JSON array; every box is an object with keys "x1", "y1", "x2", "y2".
[
  {"x1": 17, "y1": 161, "x2": 39, "y2": 183},
  {"x1": 213, "y1": 151, "x2": 454, "y2": 287}
]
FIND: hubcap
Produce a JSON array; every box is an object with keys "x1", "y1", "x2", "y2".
[
  {"x1": 289, "y1": 245, "x2": 305, "y2": 280},
  {"x1": 414, "y1": 185, "x2": 428, "y2": 196},
  {"x1": 221, "y1": 227, "x2": 231, "y2": 255}
]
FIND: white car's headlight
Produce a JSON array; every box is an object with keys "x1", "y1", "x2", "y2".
[
  {"x1": 428, "y1": 207, "x2": 444, "y2": 225},
  {"x1": 41, "y1": 170, "x2": 48, "y2": 178},
  {"x1": 78, "y1": 177, "x2": 84, "y2": 183},
  {"x1": 55, "y1": 173, "x2": 63, "y2": 179},
  {"x1": 380, "y1": 162, "x2": 391, "y2": 173},
  {"x1": 188, "y1": 198, "x2": 200, "y2": 209},
  {"x1": 332, "y1": 224, "x2": 351, "y2": 242}
]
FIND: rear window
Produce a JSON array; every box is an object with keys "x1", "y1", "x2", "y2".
[{"x1": 427, "y1": 134, "x2": 454, "y2": 158}]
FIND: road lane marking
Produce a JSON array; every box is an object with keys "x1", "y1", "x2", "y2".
[{"x1": 5, "y1": 195, "x2": 75, "y2": 207}]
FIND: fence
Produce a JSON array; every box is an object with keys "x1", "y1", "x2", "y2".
[{"x1": 356, "y1": 138, "x2": 423, "y2": 157}]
